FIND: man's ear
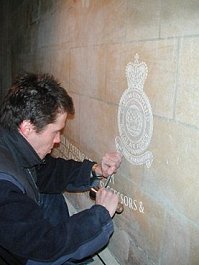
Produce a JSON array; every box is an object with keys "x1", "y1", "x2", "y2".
[{"x1": 18, "y1": 120, "x2": 35, "y2": 137}]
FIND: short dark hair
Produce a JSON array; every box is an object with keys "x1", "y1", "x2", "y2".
[{"x1": 0, "y1": 72, "x2": 75, "y2": 132}]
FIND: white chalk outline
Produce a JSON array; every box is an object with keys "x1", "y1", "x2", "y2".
[{"x1": 115, "y1": 54, "x2": 153, "y2": 168}]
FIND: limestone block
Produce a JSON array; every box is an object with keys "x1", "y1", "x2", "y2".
[
  {"x1": 161, "y1": 0, "x2": 199, "y2": 38},
  {"x1": 145, "y1": 117, "x2": 199, "y2": 223},
  {"x1": 126, "y1": 0, "x2": 160, "y2": 41},
  {"x1": 110, "y1": 229, "x2": 130, "y2": 262},
  {"x1": 70, "y1": 46, "x2": 106, "y2": 100},
  {"x1": 117, "y1": 159, "x2": 144, "y2": 187},
  {"x1": 40, "y1": 0, "x2": 59, "y2": 15},
  {"x1": 79, "y1": 97, "x2": 118, "y2": 158},
  {"x1": 161, "y1": 212, "x2": 191, "y2": 265},
  {"x1": 37, "y1": 18, "x2": 57, "y2": 47},
  {"x1": 64, "y1": 92, "x2": 80, "y2": 145},
  {"x1": 189, "y1": 224, "x2": 199, "y2": 265},
  {"x1": 37, "y1": 6, "x2": 71, "y2": 48},
  {"x1": 69, "y1": 0, "x2": 126, "y2": 46},
  {"x1": 34, "y1": 51, "x2": 51, "y2": 74},
  {"x1": 50, "y1": 49, "x2": 70, "y2": 88},
  {"x1": 112, "y1": 175, "x2": 165, "y2": 265},
  {"x1": 176, "y1": 37, "x2": 199, "y2": 128}
]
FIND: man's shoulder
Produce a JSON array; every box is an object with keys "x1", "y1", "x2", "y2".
[{"x1": 0, "y1": 173, "x2": 25, "y2": 193}]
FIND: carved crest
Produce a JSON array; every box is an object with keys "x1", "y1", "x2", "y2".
[{"x1": 115, "y1": 54, "x2": 153, "y2": 168}]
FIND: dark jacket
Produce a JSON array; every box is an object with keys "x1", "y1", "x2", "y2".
[{"x1": 0, "y1": 127, "x2": 113, "y2": 264}]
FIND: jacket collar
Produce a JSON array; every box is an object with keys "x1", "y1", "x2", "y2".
[{"x1": 0, "y1": 126, "x2": 44, "y2": 168}]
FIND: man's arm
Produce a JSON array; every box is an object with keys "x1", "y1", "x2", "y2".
[
  {"x1": 37, "y1": 152, "x2": 122, "y2": 193},
  {"x1": 37, "y1": 155, "x2": 95, "y2": 193},
  {"x1": 0, "y1": 180, "x2": 114, "y2": 262}
]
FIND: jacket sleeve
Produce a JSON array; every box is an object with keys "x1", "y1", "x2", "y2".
[
  {"x1": 37, "y1": 155, "x2": 96, "y2": 193},
  {"x1": 0, "y1": 180, "x2": 113, "y2": 262}
]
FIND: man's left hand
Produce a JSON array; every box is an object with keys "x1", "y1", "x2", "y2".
[{"x1": 94, "y1": 152, "x2": 122, "y2": 178}]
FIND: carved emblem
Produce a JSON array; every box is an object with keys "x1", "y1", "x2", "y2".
[{"x1": 115, "y1": 54, "x2": 153, "y2": 168}]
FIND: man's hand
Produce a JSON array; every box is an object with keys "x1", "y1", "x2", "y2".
[
  {"x1": 94, "y1": 152, "x2": 122, "y2": 178},
  {"x1": 95, "y1": 188, "x2": 119, "y2": 217}
]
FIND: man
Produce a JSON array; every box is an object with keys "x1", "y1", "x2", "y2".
[{"x1": 0, "y1": 72, "x2": 122, "y2": 265}]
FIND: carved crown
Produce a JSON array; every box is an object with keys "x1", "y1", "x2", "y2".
[{"x1": 125, "y1": 53, "x2": 148, "y2": 91}]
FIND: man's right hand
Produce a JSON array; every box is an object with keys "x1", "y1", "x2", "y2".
[{"x1": 95, "y1": 188, "x2": 119, "y2": 217}]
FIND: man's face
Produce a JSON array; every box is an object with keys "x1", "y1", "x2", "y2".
[{"x1": 24, "y1": 112, "x2": 67, "y2": 159}]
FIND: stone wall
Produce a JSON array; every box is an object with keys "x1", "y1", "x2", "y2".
[
  {"x1": 2, "y1": 0, "x2": 199, "y2": 264},
  {"x1": 0, "y1": 0, "x2": 11, "y2": 102}
]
